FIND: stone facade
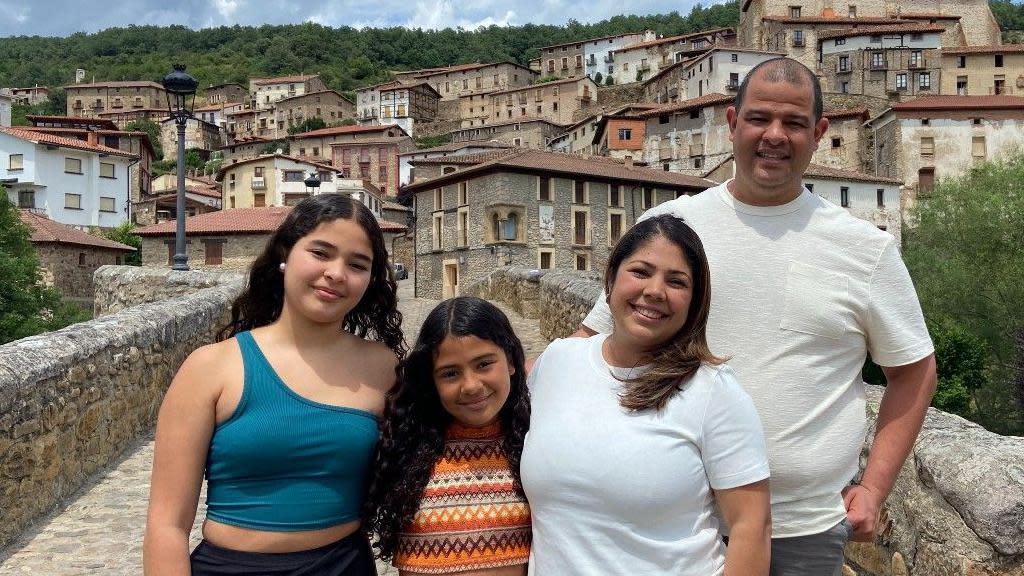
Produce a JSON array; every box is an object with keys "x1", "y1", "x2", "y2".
[
  {"x1": 820, "y1": 29, "x2": 943, "y2": 100},
  {"x1": 274, "y1": 90, "x2": 355, "y2": 134},
  {"x1": 450, "y1": 119, "x2": 563, "y2": 149},
  {"x1": 488, "y1": 77, "x2": 598, "y2": 126},
  {"x1": 395, "y1": 62, "x2": 537, "y2": 102},
  {"x1": 65, "y1": 81, "x2": 167, "y2": 118},
  {"x1": 159, "y1": 117, "x2": 224, "y2": 161},
  {"x1": 35, "y1": 244, "x2": 131, "y2": 307},
  {"x1": 941, "y1": 48, "x2": 1024, "y2": 96},
  {"x1": 250, "y1": 75, "x2": 327, "y2": 111},
  {"x1": 330, "y1": 137, "x2": 416, "y2": 196},
  {"x1": 93, "y1": 265, "x2": 243, "y2": 316},
  {"x1": 642, "y1": 97, "x2": 733, "y2": 174},
  {"x1": 815, "y1": 110, "x2": 871, "y2": 171},
  {"x1": 140, "y1": 233, "x2": 271, "y2": 271},
  {"x1": 0, "y1": 269, "x2": 241, "y2": 551},
  {"x1": 201, "y1": 83, "x2": 247, "y2": 106}
]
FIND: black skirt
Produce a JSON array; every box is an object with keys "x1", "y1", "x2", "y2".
[{"x1": 189, "y1": 531, "x2": 377, "y2": 576}]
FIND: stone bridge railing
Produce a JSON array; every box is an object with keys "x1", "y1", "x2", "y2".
[
  {"x1": 0, "y1": 266, "x2": 243, "y2": 551},
  {"x1": 467, "y1": 267, "x2": 1024, "y2": 576}
]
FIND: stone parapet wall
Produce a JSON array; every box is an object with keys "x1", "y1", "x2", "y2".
[
  {"x1": 0, "y1": 278, "x2": 241, "y2": 551},
  {"x1": 474, "y1": 266, "x2": 1024, "y2": 576},
  {"x1": 93, "y1": 265, "x2": 244, "y2": 316}
]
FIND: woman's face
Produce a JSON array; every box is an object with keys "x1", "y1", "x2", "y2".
[
  {"x1": 608, "y1": 234, "x2": 694, "y2": 354},
  {"x1": 433, "y1": 335, "x2": 514, "y2": 428},
  {"x1": 282, "y1": 217, "x2": 374, "y2": 325}
]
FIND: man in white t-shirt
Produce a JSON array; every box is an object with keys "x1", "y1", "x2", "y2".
[{"x1": 575, "y1": 59, "x2": 937, "y2": 575}]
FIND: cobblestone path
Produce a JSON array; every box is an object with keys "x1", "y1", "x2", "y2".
[{"x1": 0, "y1": 281, "x2": 550, "y2": 575}]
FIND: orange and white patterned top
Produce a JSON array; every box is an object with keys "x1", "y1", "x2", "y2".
[{"x1": 394, "y1": 421, "x2": 532, "y2": 574}]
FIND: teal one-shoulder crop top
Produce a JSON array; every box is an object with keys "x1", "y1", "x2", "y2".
[{"x1": 204, "y1": 331, "x2": 379, "y2": 531}]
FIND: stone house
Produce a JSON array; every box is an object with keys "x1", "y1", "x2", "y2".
[
  {"x1": 865, "y1": 95, "x2": 1024, "y2": 212},
  {"x1": 97, "y1": 107, "x2": 168, "y2": 129},
  {"x1": 607, "y1": 28, "x2": 734, "y2": 86},
  {"x1": 677, "y1": 48, "x2": 786, "y2": 100},
  {"x1": 738, "y1": 0, "x2": 1001, "y2": 66},
  {"x1": 217, "y1": 153, "x2": 348, "y2": 208},
  {"x1": 592, "y1": 115, "x2": 647, "y2": 159},
  {"x1": 643, "y1": 60, "x2": 693, "y2": 104},
  {"x1": 1, "y1": 126, "x2": 136, "y2": 229},
  {"x1": 135, "y1": 203, "x2": 407, "y2": 271},
  {"x1": 249, "y1": 74, "x2": 327, "y2": 110},
  {"x1": 941, "y1": 45, "x2": 1024, "y2": 96},
  {"x1": 637, "y1": 93, "x2": 734, "y2": 174},
  {"x1": 802, "y1": 163, "x2": 904, "y2": 243},
  {"x1": 274, "y1": 90, "x2": 355, "y2": 135},
  {"x1": 9, "y1": 86, "x2": 50, "y2": 106},
  {"x1": 21, "y1": 115, "x2": 157, "y2": 210},
  {"x1": 401, "y1": 149, "x2": 713, "y2": 299},
  {"x1": 818, "y1": 24, "x2": 945, "y2": 100},
  {"x1": 288, "y1": 124, "x2": 408, "y2": 165},
  {"x1": 224, "y1": 109, "x2": 257, "y2": 141},
  {"x1": 201, "y1": 83, "x2": 247, "y2": 105},
  {"x1": 219, "y1": 136, "x2": 273, "y2": 163},
  {"x1": 330, "y1": 136, "x2": 416, "y2": 197},
  {"x1": 537, "y1": 31, "x2": 656, "y2": 80},
  {"x1": 0, "y1": 90, "x2": 10, "y2": 127},
  {"x1": 393, "y1": 62, "x2": 537, "y2": 102},
  {"x1": 459, "y1": 89, "x2": 502, "y2": 128},
  {"x1": 449, "y1": 118, "x2": 564, "y2": 150},
  {"x1": 377, "y1": 82, "x2": 440, "y2": 136},
  {"x1": 488, "y1": 77, "x2": 598, "y2": 126},
  {"x1": 132, "y1": 173, "x2": 222, "y2": 226},
  {"x1": 399, "y1": 141, "x2": 512, "y2": 186},
  {"x1": 18, "y1": 210, "x2": 136, "y2": 307},
  {"x1": 407, "y1": 149, "x2": 522, "y2": 184},
  {"x1": 814, "y1": 107, "x2": 871, "y2": 171},
  {"x1": 552, "y1": 104, "x2": 659, "y2": 156},
  {"x1": 194, "y1": 102, "x2": 245, "y2": 131},
  {"x1": 65, "y1": 81, "x2": 168, "y2": 119},
  {"x1": 159, "y1": 116, "x2": 224, "y2": 161}
]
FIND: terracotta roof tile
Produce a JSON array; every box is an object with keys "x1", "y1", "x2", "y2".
[
  {"x1": 636, "y1": 93, "x2": 734, "y2": 118},
  {"x1": 614, "y1": 27, "x2": 732, "y2": 53},
  {"x1": 18, "y1": 211, "x2": 136, "y2": 251},
  {"x1": 400, "y1": 141, "x2": 512, "y2": 155},
  {"x1": 490, "y1": 77, "x2": 594, "y2": 97},
  {"x1": 26, "y1": 115, "x2": 119, "y2": 129},
  {"x1": 150, "y1": 185, "x2": 222, "y2": 199},
  {"x1": 763, "y1": 15, "x2": 909, "y2": 24},
  {"x1": 804, "y1": 163, "x2": 903, "y2": 184},
  {"x1": 540, "y1": 32, "x2": 651, "y2": 51},
  {"x1": 251, "y1": 74, "x2": 318, "y2": 85},
  {"x1": 135, "y1": 206, "x2": 405, "y2": 235},
  {"x1": 942, "y1": 44, "x2": 1024, "y2": 55},
  {"x1": 64, "y1": 80, "x2": 164, "y2": 90},
  {"x1": 824, "y1": 107, "x2": 870, "y2": 120},
  {"x1": 291, "y1": 124, "x2": 408, "y2": 139},
  {"x1": 328, "y1": 136, "x2": 413, "y2": 147},
  {"x1": 0, "y1": 127, "x2": 137, "y2": 158},
  {"x1": 453, "y1": 116, "x2": 565, "y2": 131},
  {"x1": 891, "y1": 95, "x2": 1024, "y2": 111},
  {"x1": 404, "y1": 149, "x2": 714, "y2": 194},
  {"x1": 409, "y1": 148, "x2": 523, "y2": 166},
  {"x1": 378, "y1": 219, "x2": 408, "y2": 232},
  {"x1": 382, "y1": 200, "x2": 411, "y2": 211},
  {"x1": 817, "y1": 23, "x2": 945, "y2": 41}
]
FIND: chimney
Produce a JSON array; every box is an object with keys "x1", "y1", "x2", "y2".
[
  {"x1": 87, "y1": 131, "x2": 98, "y2": 146},
  {"x1": 624, "y1": 155, "x2": 634, "y2": 168}
]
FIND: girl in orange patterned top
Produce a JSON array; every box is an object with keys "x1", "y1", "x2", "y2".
[{"x1": 364, "y1": 297, "x2": 531, "y2": 576}]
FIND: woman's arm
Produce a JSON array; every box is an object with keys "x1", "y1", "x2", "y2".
[
  {"x1": 143, "y1": 346, "x2": 224, "y2": 576},
  {"x1": 716, "y1": 479, "x2": 771, "y2": 576}
]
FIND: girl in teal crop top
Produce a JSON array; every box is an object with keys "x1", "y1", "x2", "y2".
[{"x1": 144, "y1": 195, "x2": 406, "y2": 576}]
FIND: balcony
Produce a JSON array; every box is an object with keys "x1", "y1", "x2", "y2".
[
  {"x1": 604, "y1": 54, "x2": 614, "y2": 63},
  {"x1": 251, "y1": 177, "x2": 266, "y2": 190},
  {"x1": 908, "y1": 59, "x2": 925, "y2": 69},
  {"x1": 726, "y1": 81, "x2": 739, "y2": 91},
  {"x1": 869, "y1": 60, "x2": 889, "y2": 71}
]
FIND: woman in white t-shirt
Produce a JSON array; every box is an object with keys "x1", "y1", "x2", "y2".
[{"x1": 522, "y1": 214, "x2": 771, "y2": 576}]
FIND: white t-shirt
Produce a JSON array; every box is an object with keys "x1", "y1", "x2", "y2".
[
  {"x1": 522, "y1": 334, "x2": 769, "y2": 576},
  {"x1": 584, "y1": 181, "x2": 934, "y2": 537}
]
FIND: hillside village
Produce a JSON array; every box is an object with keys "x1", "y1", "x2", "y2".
[{"x1": 1, "y1": 0, "x2": 1023, "y2": 303}]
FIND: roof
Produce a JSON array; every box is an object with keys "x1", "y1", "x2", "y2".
[
  {"x1": 215, "y1": 153, "x2": 343, "y2": 180},
  {"x1": 204, "y1": 82, "x2": 246, "y2": 89},
  {"x1": 136, "y1": 207, "x2": 292, "y2": 236},
  {"x1": 19, "y1": 126, "x2": 157, "y2": 157},
  {"x1": 218, "y1": 135, "x2": 272, "y2": 150},
  {"x1": 382, "y1": 200, "x2": 411, "y2": 212},
  {"x1": 539, "y1": 31, "x2": 652, "y2": 52},
  {"x1": 0, "y1": 126, "x2": 137, "y2": 158},
  {"x1": 290, "y1": 124, "x2": 409, "y2": 139},
  {"x1": 398, "y1": 61, "x2": 534, "y2": 78},
  {"x1": 26, "y1": 115, "x2": 119, "y2": 130},
  {"x1": 276, "y1": 89, "x2": 354, "y2": 105},
  {"x1": 804, "y1": 163, "x2": 903, "y2": 184},
  {"x1": 409, "y1": 148, "x2": 523, "y2": 166},
  {"x1": 762, "y1": 15, "x2": 911, "y2": 24},
  {"x1": 399, "y1": 141, "x2": 512, "y2": 156},
  {"x1": 817, "y1": 23, "x2": 945, "y2": 41},
  {"x1": 452, "y1": 116, "x2": 565, "y2": 131},
  {"x1": 897, "y1": 13, "x2": 963, "y2": 20},
  {"x1": 636, "y1": 93, "x2": 734, "y2": 118},
  {"x1": 64, "y1": 80, "x2": 164, "y2": 90},
  {"x1": 681, "y1": 47, "x2": 787, "y2": 69},
  {"x1": 18, "y1": 211, "x2": 135, "y2": 251},
  {"x1": 251, "y1": 74, "x2": 319, "y2": 85},
  {"x1": 135, "y1": 206, "x2": 405, "y2": 235},
  {"x1": 193, "y1": 101, "x2": 244, "y2": 112},
  {"x1": 490, "y1": 76, "x2": 594, "y2": 97},
  {"x1": 891, "y1": 95, "x2": 1024, "y2": 111},
  {"x1": 404, "y1": 149, "x2": 714, "y2": 194},
  {"x1": 614, "y1": 28, "x2": 732, "y2": 53},
  {"x1": 151, "y1": 185, "x2": 222, "y2": 199},
  {"x1": 942, "y1": 44, "x2": 1024, "y2": 55},
  {"x1": 328, "y1": 136, "x2": 413, "y2": 147},
  {"x1": 824, "y1": 107, "x2": 870, "y2": 121},
  {"x1": 378, "y1": 81, "x2": 441, "y2": 97}
]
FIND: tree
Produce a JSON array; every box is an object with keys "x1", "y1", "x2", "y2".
[
  {"x1": 288, "y1": 117, "x2": 327, "y2": 135},
  {"x1": 0, "y1": 190, "x2": 88, "y2": 344},
  {"x1": 97, "y1": 223, "x2": 141, "y2": 266},
  {"x1": 604, "y1": 75, "x2": 615, "y2": 86},
  {"x1": 261, "y1": 139, "x2": 290, "y2": 155},
  {"x1": 593, "y1": 72, "x2": 603, "y2": 84},
  {"x1": 902, "y1": 152, "x2": 1024, "y2": 434},
  {"x1": 124, "y1": 119, "x2": 164, "y2": 160}
]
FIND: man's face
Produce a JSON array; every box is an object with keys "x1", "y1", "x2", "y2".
[{"x1": 727, "y1": 71, "x2": 829, "y2": 205}]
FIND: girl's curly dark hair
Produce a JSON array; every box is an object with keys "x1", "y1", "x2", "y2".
[
  {"x1": 218, "y1": 194, "x2": 406, "y2": 357},
  {"x1": 363, "y1": 296, "x2": 530, "y2": 562}
]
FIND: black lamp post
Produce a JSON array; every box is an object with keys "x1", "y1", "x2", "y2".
[
  {"x1": 161, "y1": 64, "x2": 198, "y2": 271},
  {"x1": 304, "y1": 172, "x2": 321, "y2": 198}
]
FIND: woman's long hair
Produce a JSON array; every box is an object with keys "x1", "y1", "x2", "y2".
[
  {"x1": 218, "y1": 194, "x2": 406, "y2": 357},
  {"x1": 363, "y1": 296, "x2": 530, "y2": 562},
  {"x1": 605, "y1": 214, "x2": 723, "y2": 411}
]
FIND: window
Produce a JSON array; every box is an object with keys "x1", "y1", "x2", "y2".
[
  {"x1": 920, "y1": 137, "x2": 935, "y2": 157},
  {"x1": 434, "y1": 188, "x2": 443, "y2": 210},
  {"x1": 730, "y1": 53, "x2": 738, "y2": 63},
  {"x1": 831, "y1": 137, "x2": 841, "y2": 149},
  {"x1": 918, "y1": 168, "x2": 935, "y2": 194},
  {"x1": 284, "y1": 170, "x2": 304, "y2": 182},
  {"x1": 805, "y1": 183, "x2": 814, "y2": 193},
  {"x1": 995, "y1": 54, "x2": 1004, "y2": 68},
  {"x1": 457, "y1": 208, "x2": 469, "y2": 247},
  {"x1": 642, "y1": 187, "x2": 653, "y2": 209},
  {"x1": 572, "y1": 208, "x2": 589, "y2": 245},
  {"x1": 254, "y1": 166, "x2": 264, "y2": 177},
  {"x1": 65, "y1": 193, "x2": 82, "y2": 209},
  {"x1": 432, "y1": 213, "x2": 443, "y2": 251},
  {"x1": 538, "y1": 250, "x2": 553, "y2": 270},
  {"x1": 458, "y1": 181, "x2": 468, "y2": 205},
  {"x1": 877, "y1": 189, "x2": 885, "y2": 208},
  {"x1": 618, "y1": 128, "x2": 632, "y2": 140},
  {"x1": 230, "y1": 196, "x2": 236, "y2": 208},
  {"x1": 792, "y1": 30, "x2": 804, "y2": 46},
  {"x1": 100, "y1": 162, "x2": 115, "y2": 178},
  {"x1": 609, "y1": 212, "x2": 623, "y2": 245},
  {"x1": 575, "y1": 253, "x2": 589, "y2": 271},
  {"x1": 919, "y1": 72, "x2": 931, "y2": 90},
  {"x1": 972, "y1": 136, "x2": 986, "y2": 159},
  {"x1": 78, "y1": 252, "x2": 86, "y2": 267},
  {"x1": 789, "y1": 5, "x2": 801, "y2": 17},
  {"x1": 8, "y1": 154, "x2": 23, "y2": 170},
  {"x1": 848, "y1": 5, "x2": 856, "y2": 17},
  {"x1": 313, "y1": 147, "x2": 320, "y2": 156},
  {"x1": 574, "y1": 180, "x2": 587, "y2": 204},
  {"x1": 840, "y1": 187, "x2": 850, "y2": 208},
  {"x1": 609, "y1": 184, "x2": 622, "y2": 207},
  {"x1": 538, "y1": 177, "x2": 551, "y2": 201},
  {"x1": 921, "y1": 118, "x2": 930, "y2": 126},
  {"x1": 254, "y1": 193, "x2": 266, "y2": 207},
  {"x1": 836, "y1": 38, "x2": 846, "y2": 46},
  {"x1": 957, "y1": 56, "x2": 966, "y2": 68},
  {"x1": 17, "y1": 190, "x2": 34, "y2": 208},
  {"x1": 204, "y1": 240, "x2": 223, "y2": 265},
  {"x1": 841, "y1": 81, "x2": 849, "y2": 93},
  {"x1": 871, "y1": 52, "x2": 884, "y2": 68},
  {"x1": 838, "y1": 56, "x2": 849, "y2": 72},
  {"x1": 910, "y1": 50, "x2": 922, "y2": 67},
  {"x1": 99, "y1": 197, "x2": 116, "y2": 213},
  {"x1": 64, "y1": 157, "x2": 82, "y2": 174},
  {"x1": 895, "y1": 73, "x2": 907, "y2": 90},
  {"x1": 690, "y1": 109, "x2": 699, "y2": 119},
  {"x1": 973, "y1": 118, "x2": 982, "y2": 125},
  {"x1": 659, "y1": 115, "x2": 669, "y2": 124}
]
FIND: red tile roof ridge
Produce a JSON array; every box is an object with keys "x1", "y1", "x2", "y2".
[
  {"x1": 251, "y1": 74, "x2": 318, "y2": 85},
  {"x1": 891, "y1": 95, "x2": 1024, "y2": 110},
  {"x1": 291, "y1": 124, "x2": 408, "y2": 139},
  {"x1": 0, "y1": 126, "x2": 137, "y2": 158},
  {"x1": 804, "y1": 163, "x2": 903, "y2": 184},
  {"x1": 636, "y1": 93, "x2": 734, "y2": 117},
  {"x1": 18, "y1": 211, "x2": 136, "y2": 251},
  {"x1": 942, "y1": 44, "x2": 1024, "y2": 55},
  {"x1": 135, "y1": 206, "x2": 294, "y2": 236},
  {"x1": 817, "y1": 23, "x2": 946, "y2": 40}
]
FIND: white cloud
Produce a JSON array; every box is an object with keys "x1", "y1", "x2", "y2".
[
  {"x1": 214, "y1": 0, "x2": 241, "y2": 19},
  {"x1": 0, "y1": 1, "x2": 30, "y2": 24}
]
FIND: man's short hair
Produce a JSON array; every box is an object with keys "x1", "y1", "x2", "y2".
[{"x1": 733, "y1": 58, "x2": 823, "y2": 122}]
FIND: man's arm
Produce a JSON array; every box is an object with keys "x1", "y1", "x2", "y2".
[{"x1": 844, "y1": 353, "x2": 936, "y2": 541}]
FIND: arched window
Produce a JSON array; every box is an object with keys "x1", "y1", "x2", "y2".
[
  {"x1": 503, "y1": 212, "x2": 519, "y2": 241},
  {"x1": 491, "y1": 212, "x2": 500, "y2": 242}
]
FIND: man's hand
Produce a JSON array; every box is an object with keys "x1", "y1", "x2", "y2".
[{"x1": 842, "y1": 483, "x2": 882, "y2": 542}]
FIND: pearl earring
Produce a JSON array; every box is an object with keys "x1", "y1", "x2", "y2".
[{"x1": 279, "y1": 262, "x2": 286, "y2": 272}]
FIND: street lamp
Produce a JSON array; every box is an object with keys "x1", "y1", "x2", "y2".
[
  {"x1": 161, "y1": 64, "x2": 198, "y2": 271},
  {"x1": 304, "y1": 172, "x2": 321, "y2": 197}
]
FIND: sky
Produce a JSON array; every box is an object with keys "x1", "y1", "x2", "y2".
[{"x1": 0, "y1": 0, "x2": 722, "y2": 38}]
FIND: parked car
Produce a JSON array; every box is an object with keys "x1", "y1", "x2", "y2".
[{"x1": 392, "y1": 262, "x2": 408, "y2": 280}]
